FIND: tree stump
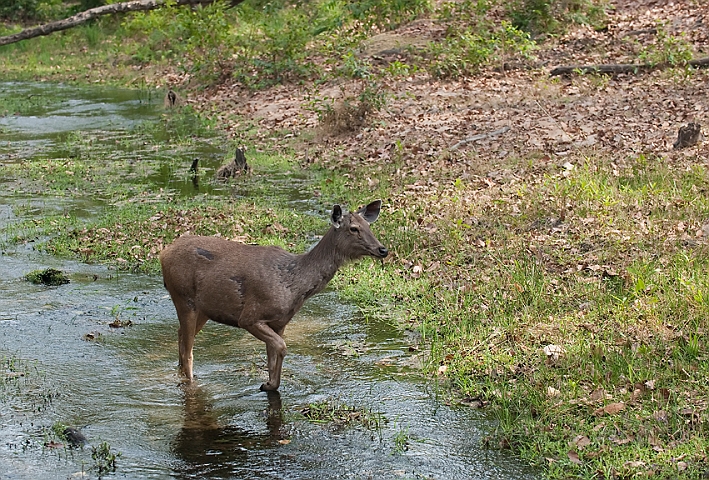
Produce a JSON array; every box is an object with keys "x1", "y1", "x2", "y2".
[
  {"x1": 673, "y1": 123, "x2": 703, "y2": 150},
  {"x1": 216, "y1": 148, "x2": 249, "y2": 180},
  {"x1": 164, "y1": 89, "x2": 179, "y2": 108}
]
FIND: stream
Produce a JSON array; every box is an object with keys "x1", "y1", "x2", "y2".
[{"x1": 0, "y1": 82, "x2": 540, "y2": 480}]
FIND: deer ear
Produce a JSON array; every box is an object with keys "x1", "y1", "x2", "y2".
[
  {"x1": 356, "y1": 200, "x2": 381, "y2": 224},
  {"x1": 331, "y1": 204, "x2": 343, "y2": 228}
]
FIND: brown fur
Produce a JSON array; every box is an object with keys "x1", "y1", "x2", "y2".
[{"x1": 160, "y1": 200, "x2": 388, "y2": 391}]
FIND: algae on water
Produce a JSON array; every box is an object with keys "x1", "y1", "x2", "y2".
[{"x1": 25, "y1": 268, "x2": 70, "y2": 286}]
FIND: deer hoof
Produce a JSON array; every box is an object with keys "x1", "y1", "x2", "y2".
[{"x1": 259, "y1": 382, "x2": 279, "y2": 392}]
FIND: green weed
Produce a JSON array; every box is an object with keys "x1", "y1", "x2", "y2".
[
  {"x1": 24, "y1": 268, "x2": 70, "y2": 286},
  {"x1": 393, "y1": 425, "x2": 410, "y2": 454},
  {"x1": 384, "y1": 60, "x2": 417, "y2": 77},
  {"x1": 299, "y1": 399, "x2": 384, "y2": 431},
  {"x1": 91, "y1": 441, "x2": 121, "y2": 475}
]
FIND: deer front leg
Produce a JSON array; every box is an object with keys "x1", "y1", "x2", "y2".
[{"x1": 244, "y1": 323, "x2": 287, "y2": 391}]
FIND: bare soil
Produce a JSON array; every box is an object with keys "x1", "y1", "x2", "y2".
[{"x1": 190, "y1": 0, "x2": 709, "y2": 182}]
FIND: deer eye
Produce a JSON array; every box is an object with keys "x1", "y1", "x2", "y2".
[{"x1": 349, "y1": 226, "x2": 359, "y2": 233}]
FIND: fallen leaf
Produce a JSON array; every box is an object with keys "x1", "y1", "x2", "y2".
[
  {"x1": 611, "y1": 436, "x2": 634, "y2": 445},
  {"x1": 571, "y1": 435, "x2": 591, "y2": 449},
  {"x1": 263, "y1": 222, "x2": 289, "y2": 235},
  {"x1": 603, "y1": 402, "x2": 625, "y2": 415},
  {"x1": 543, "y1": 344, "x2": 565, "y2": 363},
  {"x1": 567, "y1": 450, "x2": 582, "y2": 465},
  {"x1": 278, "y1": 439, "x2": 291, "y2": 445},
  {"x1": 589, "y1": 388, "x2": 605, "y2": 402},
  {"x1": 653, "y1": 410, "x2": 668, "y2": 422}
]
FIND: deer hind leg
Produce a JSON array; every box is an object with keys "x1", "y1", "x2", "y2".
[
  {"x1": 244, "y1": 323, "x2": 287, "y2": 391},
  {"x1": 173, "y1": 296, "x2": 207, "y2": 381}
]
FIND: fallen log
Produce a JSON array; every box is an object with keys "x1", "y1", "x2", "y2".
[{"x1": 550, "y1": 56, "x2": 709, "y2": 76}]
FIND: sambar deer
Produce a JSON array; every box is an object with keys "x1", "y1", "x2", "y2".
[{"x1": 160, "y1": 200, "x2": 388, "y2": 391}]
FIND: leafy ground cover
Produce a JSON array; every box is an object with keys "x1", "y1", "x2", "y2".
[{"x1": 2, "y1": 0, "x2": 709, "y2": 477}]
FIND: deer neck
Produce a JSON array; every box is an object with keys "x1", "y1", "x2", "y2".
[{"x1": 292, "y1": 226, "x2": 346, "y2": 298}]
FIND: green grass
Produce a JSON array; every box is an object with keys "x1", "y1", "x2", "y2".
[
  {"x1": 320, "y1": 151, "x2": 709, "y2": 478},
  {"x1": 26, "y1": 197, "x2": 325, "y2": 273}
]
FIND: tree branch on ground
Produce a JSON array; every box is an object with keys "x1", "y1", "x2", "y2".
[
  {"x1": 550, "y1": 57, "x2": 709, "y2": 76},
  {"x1": 450, "y1": 126, "x2": 511, "y2": 151},
  {"x1": 0, "y1": 0, "x2": 243, "y2": 47}
]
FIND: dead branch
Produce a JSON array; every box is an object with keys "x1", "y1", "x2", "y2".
[
  {"x1": 550, "y1": 57, "x2": 709, "y2": 76},
  {"x1": 0, "y1": 0, "x2": 242, "y2": 47},
  {"x1": 450, "y1": 126, "x2": 510, "y2": 151}
]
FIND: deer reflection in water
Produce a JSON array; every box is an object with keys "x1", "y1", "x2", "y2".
[{"x1": 172, "y1": 385, "x2": 287, "y2": 475}]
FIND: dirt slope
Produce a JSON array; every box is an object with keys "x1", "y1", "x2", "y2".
[{"x1": 191, "y1": 0, "x2": 707, "y2": 185}]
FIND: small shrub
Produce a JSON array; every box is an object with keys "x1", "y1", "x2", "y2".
[
  {"x1": 638, "y1": 24, "x2": 694, "y2": 66},
  {"x1": 0, "y1": 0, "x2": 64, "y2": 21},
  {"x1": 92, "y1": 441, "x2": 121, "y2": 475},
  {"x1": 506, "y1": 0, "x2": 608, "y2": 36},
  {"x1": 338, "y1": 51, "x2": 372, "y2": 79},
  {"x1": 122, "y1": 1, "x2": 235, "y2": 83},
  {"x1": 425, "y1": 21, "x2": 535, "y2": 78},
  {"x1": 385, "y1": 59, "x2": 417, "y2": 77},
  {"x1": 317, "y1": 81, "x2": 386, "y2": 135},
  {"x1": 347, "y1": 0, "x2": 432, "y2": 31}
]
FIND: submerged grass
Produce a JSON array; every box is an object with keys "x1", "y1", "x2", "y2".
[
  {"x1": 0, "y1": 353, "x2": 56, "y2": 416},
  {"x1": 298, "y1": 398, "x2": 384, "y2": 431}
]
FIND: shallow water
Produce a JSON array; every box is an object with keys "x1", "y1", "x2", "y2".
[{"x1": 0, "y1": 82, "x2": 540, "y2": 480}]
